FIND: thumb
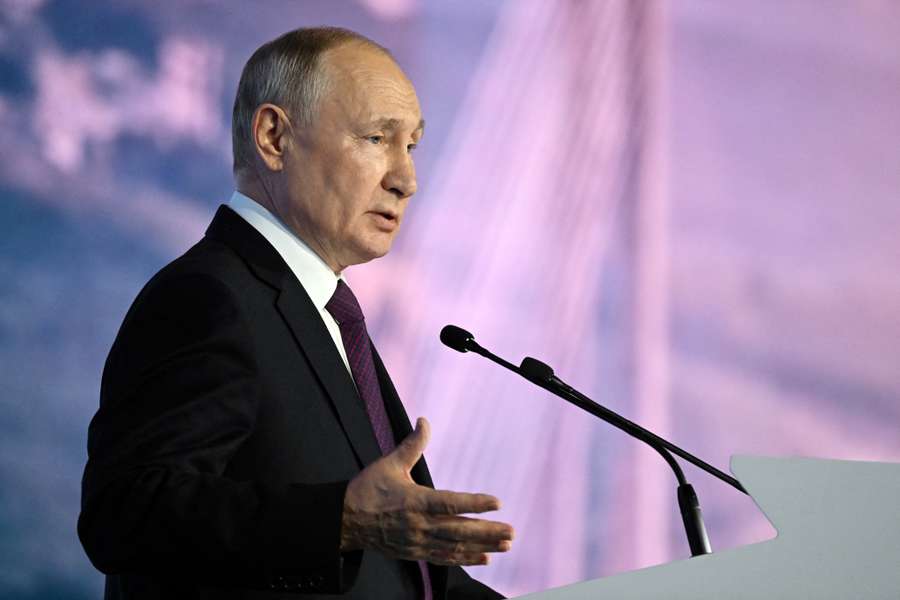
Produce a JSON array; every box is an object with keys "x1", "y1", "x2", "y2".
[{"x1": 391, "y1": 417, "x2": 430, "y2": 471}]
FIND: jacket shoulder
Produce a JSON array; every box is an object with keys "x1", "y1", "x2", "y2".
[
  {"x1": 106, "y1": 237, "x2": 261, "y2": 375},
  {"x1": 146, "y1": 235, "x2": 253, "y2": 294}
]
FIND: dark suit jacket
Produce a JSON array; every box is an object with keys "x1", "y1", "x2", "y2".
[{"x1": 79, "y1": 205, "x2": 502, "y2": 600}]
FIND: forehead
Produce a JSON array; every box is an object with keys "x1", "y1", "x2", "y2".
[{"x1": 319, "y1": 43, "x2": 422, "y2": 128}]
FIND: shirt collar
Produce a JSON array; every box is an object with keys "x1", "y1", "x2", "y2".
[{"x1": 227, "y1": 190, "x2": 343, "y2": 310}]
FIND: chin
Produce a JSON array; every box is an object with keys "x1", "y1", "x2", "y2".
[
  {"x1": 346, "y1": 243, "x2": 393, "y2": 267},
  {"x1": 363, "y1": 233, "x2": 397, "y2": 259}
]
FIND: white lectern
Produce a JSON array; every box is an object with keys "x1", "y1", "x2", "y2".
[{"x1": 517, "y1": 456, "x2": 900, "y2": 599}]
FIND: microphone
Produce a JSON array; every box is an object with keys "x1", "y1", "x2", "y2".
[
  {"x1": 439, "y1": 327, "x2": 558, "y2": 388},
  {"x1": 439, "y1": 325, "x2": 747, "y2": 557},
  {"x1": 519, "y1": 356, "x2": 556, "y2": 384},
  {"x1": 439, "y1": 325, "x2": 477, "y2": 353},
  {"x1": 439, "y1": 325, "x2": 522, "y2": 373}
]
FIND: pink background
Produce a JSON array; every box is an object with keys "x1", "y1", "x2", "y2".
[{"x1": 0, "y1": 1, "x2": 898, "y2": 598}]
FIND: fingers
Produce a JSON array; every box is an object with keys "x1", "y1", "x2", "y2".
[
  {"x1": 350, "y1": 418, "x2": 517, "y2": 568},
  {"x1": 422, "y1": 488, "x2": 501, "y2": 515},
  {"x1": 428, "y1": 515, "x2": 514, "y2": 545},
  {"x1": 429, "y1": 535, "x2": 512, "y2": 554},
  {"x1": 391, "y1": 417, "x2": 431, "y2": 471},
  {"x1": 391, "y1": 513, "x2": 514, "y2": 566},
  {"x1": 421, "y1": 530, "x2": 513, "y2": 566}
]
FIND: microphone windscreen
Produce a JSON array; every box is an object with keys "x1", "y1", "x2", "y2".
[
  {"x1": 520, "y1": 357, "x2": 555, "y2": 383},
  {"x1": 440, "y1": 325, "x2": 474, "y2": 353}
]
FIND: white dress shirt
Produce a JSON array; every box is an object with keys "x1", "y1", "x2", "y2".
[{"x1": 227, "y1": 191, "x2": 352, "y2": 375}]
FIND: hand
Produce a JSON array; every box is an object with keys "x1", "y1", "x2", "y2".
[{"x1": 340, "y1": 417, "x2": 514, "y2": 566}]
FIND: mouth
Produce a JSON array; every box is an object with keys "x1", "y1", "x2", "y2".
[{"x1": 369, "y1": 210, "x2": 400, "y2": 230}]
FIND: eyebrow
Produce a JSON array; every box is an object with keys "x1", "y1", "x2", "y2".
[{"x1": 369, "y1": 117, "x2": 426, "y2": 134}]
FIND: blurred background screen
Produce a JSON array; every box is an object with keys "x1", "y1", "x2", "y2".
[{"x1": 1, "y1": 1, "x2": 898, "y2": 598}]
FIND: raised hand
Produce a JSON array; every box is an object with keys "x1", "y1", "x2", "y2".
[{"x1": 340, "y1": 417, "x2": 514, "y2": 566}]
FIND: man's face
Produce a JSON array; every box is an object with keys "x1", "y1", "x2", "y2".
[{"x1": 275, "y1": 43, "x2": 423, "y2": 273}]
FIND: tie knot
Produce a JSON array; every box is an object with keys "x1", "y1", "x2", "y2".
[{"x1": 325, "y1": 280, "x2": 365, "y2": 325}]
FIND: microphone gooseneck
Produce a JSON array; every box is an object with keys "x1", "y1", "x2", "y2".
[
  {"x1": 440, "y1": 325, "x2": 744, "y2": 557},
  {"x1": 520, "y1": 357, "x2": 713, "y2": 556},
  {"x1": 521, "y1": 357, "x2": 745, "y2": 495}
]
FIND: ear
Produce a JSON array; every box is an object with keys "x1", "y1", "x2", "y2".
[{"x1": 252, "y1": 103, "x2": 291, "y2": 172}]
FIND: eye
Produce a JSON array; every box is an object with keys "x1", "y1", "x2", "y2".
[{"x1": 366, "y1": 135, "x2": 384, "y2": 145}]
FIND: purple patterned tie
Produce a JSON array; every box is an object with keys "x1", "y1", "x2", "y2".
[{"x1": 325, "y1": 280, "x2": 433, "y2": 600}]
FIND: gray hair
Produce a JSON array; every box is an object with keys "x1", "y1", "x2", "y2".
[{"x1": 231, "y1": 26, "x2": 390, "y2": 174}]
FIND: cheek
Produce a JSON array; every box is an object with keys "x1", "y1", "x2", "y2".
[
  {"x1": 342, "y1": 153, "x2": 386, "y2": 206},
  {"x1": 321, "y1": 145, "x2": 389, "y2": 234}
]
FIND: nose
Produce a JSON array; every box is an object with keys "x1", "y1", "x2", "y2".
[{"x1": 381, "y1": 149, "x2": 417, "y2": 199}]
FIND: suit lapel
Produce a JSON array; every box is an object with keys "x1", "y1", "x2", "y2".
[
  {"x1": 275, "y1": 285, "x2": 383, "y2": 467},
  {"x1": 206, "y1": 205, "x2": 382, "y2": 469}
]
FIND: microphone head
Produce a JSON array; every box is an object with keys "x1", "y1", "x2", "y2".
[
  {"x1": 520, "y1": 356, "x2": 555, "y2": 383},
  {"x1": 440, "y1": 325, "x2": 475, "y2": 353}
]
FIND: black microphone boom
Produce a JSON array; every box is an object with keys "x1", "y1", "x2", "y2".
[
  {"x1": 519, "y1": 357, "x2": 718, "y2": 556},
  {"x1": 440, "y1": 324, "x2": 750, "y2": 558},
  {"x1": 519, "y1": 358, "x2": 746, "y2": 495}
]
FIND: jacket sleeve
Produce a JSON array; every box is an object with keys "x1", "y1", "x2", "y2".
[{"x1": 78, "y1": 271, "x2": 359, "y2": 594}]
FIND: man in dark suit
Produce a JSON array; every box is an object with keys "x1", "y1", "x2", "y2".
[{"x1": 78, "y1": 27, "x2": 514, "y2": 599}]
